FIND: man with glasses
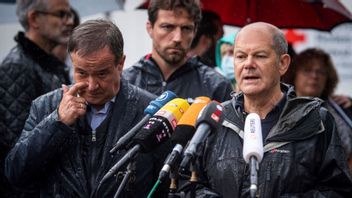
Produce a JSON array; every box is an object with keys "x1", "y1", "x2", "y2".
[{"x1": 0, "y1": 0, "x2": 72, "y2": 197}]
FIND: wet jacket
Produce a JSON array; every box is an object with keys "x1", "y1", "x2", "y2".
[
  {"x1": 5, "y1": 81, "x2": 159, "y2": 198},
  {"x1": 194, "y1": 84, "x2": 352, "y2": 197},
  {"x1": 123, "y1": 55, "x2": 233, "y2": 102},
  {"x1": 0, "y1": 32, "x2": 70, "y2": 197}
]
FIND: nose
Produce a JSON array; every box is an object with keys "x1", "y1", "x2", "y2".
[
  {"x1": 243, "y1": 56, "x2": 256, "y2": 70},
  {"x1": 87, "y1": 76, "x2": 98, "y2": 91},
  {"x1": 172, "y1": 28, "x2": 182, "y2": 43}
]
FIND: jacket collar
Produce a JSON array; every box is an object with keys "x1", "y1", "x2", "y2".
[
  {"x1": 15, "y1": 32, "x2": 68, "y2": 74},
  {"x1": 133, "y1": 55, "x2": 204, "y2": 80},
  {"x1": 225, "y1": 83, "x2": 324, "y2": 143}
]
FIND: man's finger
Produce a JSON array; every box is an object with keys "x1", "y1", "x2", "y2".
[
  {"x1": 66, "y1": 82, "x2": 88, "y2": 96},
  {"x1": 62, "y1": 84, "x2": 69, "y2": 94}
]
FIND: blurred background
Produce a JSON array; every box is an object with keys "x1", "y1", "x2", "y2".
[{"x1": 0, "y1": 0, "x2": 351, "y2": 96}]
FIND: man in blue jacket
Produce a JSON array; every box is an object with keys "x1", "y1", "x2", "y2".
[{"x1": 5, "y1": 19, "x2": 159, "y2": 198}]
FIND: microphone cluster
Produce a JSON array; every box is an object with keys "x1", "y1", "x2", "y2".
[{"x1": 100, "y1": 91, "x2": 235, "y2": 197}]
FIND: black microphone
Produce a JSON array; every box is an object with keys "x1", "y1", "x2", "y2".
[
  {"x1": 100, "y1": 98, "x2": 190, "y2": 185},
  {"x1": 179, "y1": 101, "x2": 224, "y2": 173},
  {"x1": 158, "y1": 96, "x2": 211, "y2": 182},
  {"x1": 110, "y1": 91, "x2": 177, "y2": 154},
  {"x1": 243, "y1": 113, "x2": 263, "y2": 198}
]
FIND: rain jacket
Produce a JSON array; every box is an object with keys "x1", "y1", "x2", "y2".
[
  {"x1": 192, "y1": 84, "x2": 352, "y2": 197},
  {"x1": 5, "y1": 80, "x2": 160, "y2": 198},
  {"x1": 0, "y1": 32, "x2": 70, "y2": 198},
  {"x1": 123, "y1": 55, "x2": 233, "y2": 102}
]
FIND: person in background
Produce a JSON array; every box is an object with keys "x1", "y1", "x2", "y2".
[
  {"x1": 188, "y1": 10, "x2": 224, "y2": 67},
  {"x1": 52, "y1": 7, "x2": 80, "y2": 81},
  {"x1": 5, "y1": 19, "x2": 160, "y2": 198},
  {"x1": 215, "y1": 33, "x2": 236, "y2": 89},
  {"x1": 283, "y1": 47, "x2": 352, "y2": 171},
  {"x1": 185, "y1": 22, "x2": 352, "y2": 197},
  {"x1": 0, "y1": 0, "x2": 72, "y2": 197},
  {"x1": 123, "y1": 0, "x2": 232, "y2": 102}
]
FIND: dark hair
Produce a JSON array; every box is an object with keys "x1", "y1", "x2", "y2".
[
  {"x1": 191, "y1": 10, "x2": 221, "y2": 49},
  {"x1": 148, "y1": 0, "x2": 202, "y2": 27},
  {"x1": 16, "y1": 0, "x2": 47, "y2": 31},
  {"x1": 283, "y1": 48, "x2": 338, "y2": 98},
  {"x1": 68, "y1": 19, "x2": 124, "y2": 64}
]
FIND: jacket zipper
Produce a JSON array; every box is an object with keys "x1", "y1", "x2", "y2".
[{"x1": 92, "y1": 130, "x2": 96, "y2": 142}]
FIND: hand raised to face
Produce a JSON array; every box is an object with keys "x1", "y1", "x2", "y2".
[{"x1": 58, "y1": 82, "x2": 88, "y2": 126}]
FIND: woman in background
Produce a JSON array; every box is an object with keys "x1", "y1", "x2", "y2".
[{"x1": 283, "y1": 48, "x2": 352, "y2": 171}]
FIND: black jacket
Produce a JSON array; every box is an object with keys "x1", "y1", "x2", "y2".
[
  {"x1": 192, "y1": 84, "x2": 352, "y2": 197},
  {"x1": 123, "y1": 55, "x2": 233, "y2": 102},
  {"x1": 0, "y1": 32, "x2": 70, "y2": 197},
  {"x1": 5, "y1": 81, "x2": 159, "y2": 197}
]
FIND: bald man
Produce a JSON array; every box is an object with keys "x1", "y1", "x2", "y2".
[{"x1": 185, "y1": 22, "x2": 352, "y2": 198}]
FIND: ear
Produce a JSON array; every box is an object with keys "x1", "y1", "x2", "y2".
[
  {"x1": 279, "y1": 54, "x2": 290, "y2": 76},
  {"x1": 117, "y1": 55, "x2": 126, "y2": 72},
  {"x1": 146, "y1": 21, "x2": 153, "y2": 38},
  {"x1": 28, "y1": 10, "x2": 40, "y2": 29}
]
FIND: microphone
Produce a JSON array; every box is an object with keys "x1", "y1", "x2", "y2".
[
  {"x1": 179, "y1": 101, "x2": 224, "y2": 172},
  {"x1": 243, "y1": 113, "x2": 263, "y2": 198},
  {"x1": 158, "y1": 96, "x2": 211, "y2": 182},
  {"x1": 110, "y1": 90, "x2": 177, "y2": 153},
  {"x1": 100, "y1": 98, "x2": 190, "y2": 184}
]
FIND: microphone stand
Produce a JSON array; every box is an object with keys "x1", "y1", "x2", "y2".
[
  {"x1": 249, "y1": 156, "x2": 258, "y2": 198},
  {"x1": 113, "y1": 160, "x2": 136, "y2": 198}
]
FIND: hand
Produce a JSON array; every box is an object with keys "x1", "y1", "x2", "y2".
[
  {"x1": 332, "y1": 94, "x2": 352, "y2": 109},
  {"x1": 58, "y1": 82, "x2": 88, "y2": 126}
]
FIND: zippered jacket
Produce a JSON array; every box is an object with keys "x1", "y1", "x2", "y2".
[
  {"x1": 193, "y1": 84, "x2": 352, "y2": 197},
  {"x1": 5, "y1": 80, "x2": 160, "y2": 198},
  {"x1": 123, "y1": 55, "x2": 233, "y2": 102}
]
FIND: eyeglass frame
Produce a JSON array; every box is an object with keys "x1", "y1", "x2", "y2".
[{"x1": 35, "y1": 10, "x2": 73, "y2": 22}]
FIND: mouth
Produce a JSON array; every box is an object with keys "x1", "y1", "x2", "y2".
[{"x1": 243, "y1": 75, "x2": 260, "y2": 81}]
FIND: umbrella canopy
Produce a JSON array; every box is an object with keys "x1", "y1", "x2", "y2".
[
  {"x1": 0, "y1": 0, "x2": 124, "y2": 24},
  {"x1": 139, "y1": 0, "x2": 352, "y2": 31}
]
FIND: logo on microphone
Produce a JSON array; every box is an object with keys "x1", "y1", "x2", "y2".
[{"x1": 157, "y1": 92, "x2": 168, "y2": 101}]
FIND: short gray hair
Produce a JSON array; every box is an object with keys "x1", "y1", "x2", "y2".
[
  {"x1": 16, "y1": 0, "x2": 47, "y2": 31},
  {"x1": 68, "y1": 19, "x2": 124, "y2": 64},
  {"x1": 272, "y1": 29, "x2": 288, "y2": 56}
]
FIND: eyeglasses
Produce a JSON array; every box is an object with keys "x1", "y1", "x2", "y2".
[{"x1": 36, "y1": 10, "x2": 73, "y2": 22}]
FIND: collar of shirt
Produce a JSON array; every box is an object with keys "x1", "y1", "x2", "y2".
[{"x1": 86, "y1": 96, "x2": 116, "y2": 130}]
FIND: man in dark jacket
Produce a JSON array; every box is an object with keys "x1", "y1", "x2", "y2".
[
  {"x1": 5, "y1": 19, "x2": 159, "y2": 198},
  {"x1": 184, "y1": 22, "x2": 352, "y2": 197},
  {"x1": 123, "y1": 0, "x2": 232, "y2": 102},
  {"x1": 0, "y1": 0, "x2": 72, "y2": 197}
]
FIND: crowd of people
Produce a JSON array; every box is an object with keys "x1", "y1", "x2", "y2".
[{"x1": 0, "y1": 0, "x2": 352, "y2": 197}]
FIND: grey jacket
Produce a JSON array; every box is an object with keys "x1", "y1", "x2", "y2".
[
  {"x1": 5, "y1": 81, "x2": 159, "y2": 198},
  {"x1": 123, "y1": 55, "x2": 233, "y2": 102},
  {"x1": 193, "y1": 84, "x2": 352, "y2": 197}
]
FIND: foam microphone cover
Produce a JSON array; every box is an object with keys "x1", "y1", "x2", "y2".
[
  {"x1": 170, "y1": 96, "x2": 211, "y2": 147},
  {"x1": 243, "y1": 113, "x2": 264, "y2": 163},
  {"x1": 195, "y1": 101, "x2": 224, "y2": 130},
  {"x1": 132, "y1": 98, "x2": 190, "y2": 152}
]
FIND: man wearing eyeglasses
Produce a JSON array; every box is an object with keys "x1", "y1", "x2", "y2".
[{"x1": 0, "y1": 0, "x2": 73, "y2": 197}]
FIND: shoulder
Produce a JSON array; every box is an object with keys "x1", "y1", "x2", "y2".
[
  {"x1": 188, "y1": 57, "x2": 231, "y2": 83},
  {"x1": 31, "y1": 88, "x2": 63, "y2": 111},
  {"x1": 125, "y1": 80, "x2": 156, "y2": 105}
]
